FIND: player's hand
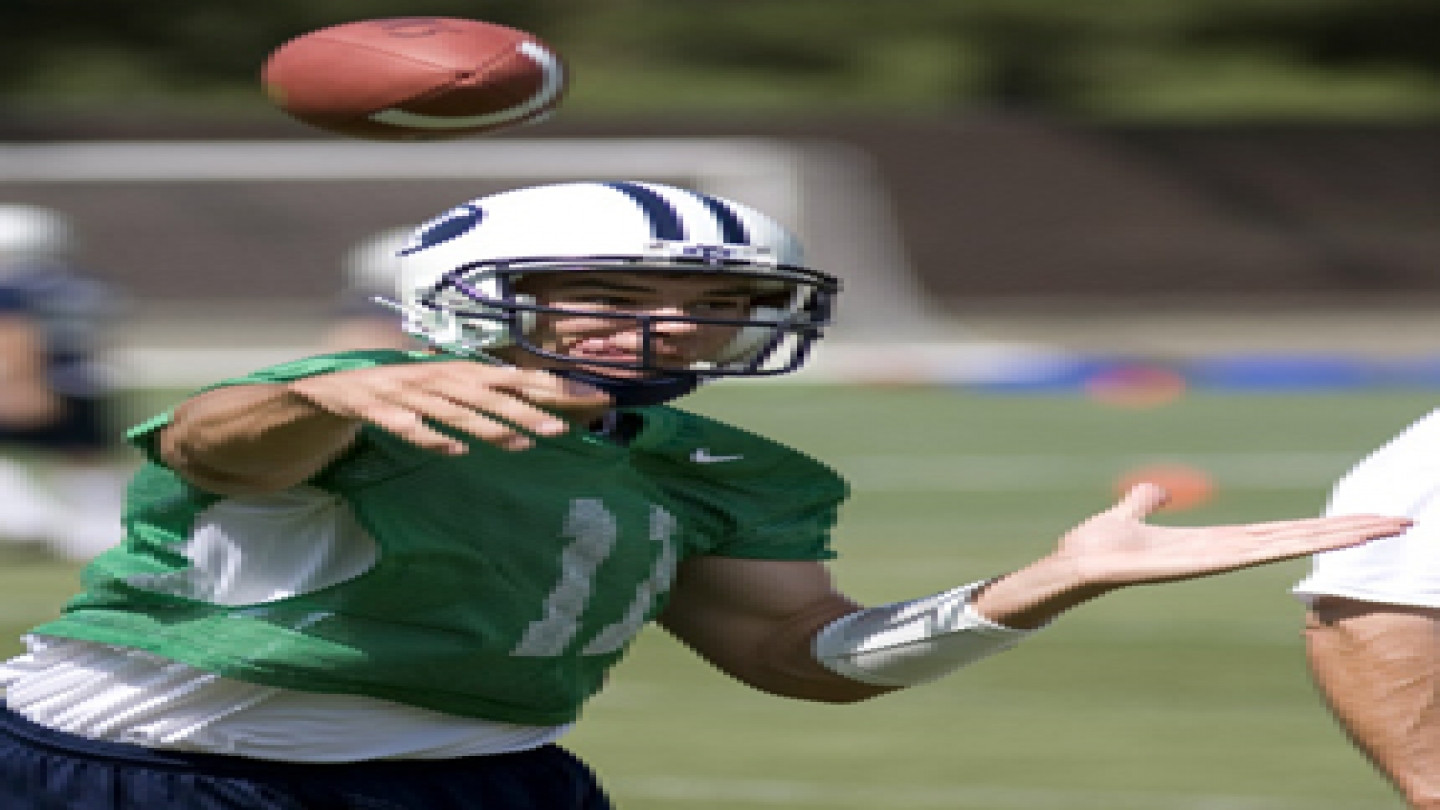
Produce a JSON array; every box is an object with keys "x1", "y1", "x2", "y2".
[
  {"x1": 1056, "y1": 483, "x2": 1413, "y2": 588},
  {"x1": 288, "y1": 361, "x2": 613, "y2": 454},
  {"x1": 972, "y1": 483, "x2": 1412, "y2": 629}
]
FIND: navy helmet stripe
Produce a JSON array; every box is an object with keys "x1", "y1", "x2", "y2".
[
  {"x1": 603, "y1": 182, "x2": 685, "y2": 241},
  {"x1": 400, "y1": 204, "x2": 483, "y2": 255},
  {"x1": 688, "y1": 191, "x2": 750, "y2": 245}
]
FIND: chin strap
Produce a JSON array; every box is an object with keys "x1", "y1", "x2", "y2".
[{"x1": 550, "y1": 367, "x2": 703, "y2": 409}]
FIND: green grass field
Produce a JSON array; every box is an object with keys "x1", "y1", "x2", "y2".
[{"x1": 2, "y1": 384, "x2": 1429, "y2": 809}]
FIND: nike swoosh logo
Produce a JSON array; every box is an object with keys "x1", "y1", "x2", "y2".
[{"x1": 691, "y1": 448, "x2": 744, "y2": 464}]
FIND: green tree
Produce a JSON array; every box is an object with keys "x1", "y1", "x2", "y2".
[{"x1": 2, "y1": 0, "x2": 1437, "y2": 120}]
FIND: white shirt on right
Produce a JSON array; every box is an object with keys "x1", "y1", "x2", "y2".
[{"x1": 1295, "y1": 408, "x2": 1440, "y2": 608}]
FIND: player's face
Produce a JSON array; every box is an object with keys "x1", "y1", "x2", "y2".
[{"x1": 495, "y1": 270, "x2": 756, "y2": 377}]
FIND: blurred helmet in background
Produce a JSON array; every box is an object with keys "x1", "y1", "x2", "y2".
[
  {"x1": 343, "y1": 225, "x2": 414, "y2": 296},
  {"x1": 0, "y1": 205, "x2": 76, "y2": 269}
]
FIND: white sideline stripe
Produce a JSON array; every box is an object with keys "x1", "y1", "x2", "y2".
[
  {"x1": 834, "y1": 452, "x2": 1358, "y2": 492},
  {"x1": 0, "y1": 139, "x2": 797, "y2": 183},
  {"x1": 611, "y1": 776, "x2": 1360, "y2": 809},
  {"x1": 0, "y1": 138, "x2": 806, "y2": 274}
]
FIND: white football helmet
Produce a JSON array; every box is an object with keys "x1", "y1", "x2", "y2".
[
  {"x1": 0, "y1": 204, "x2": 75, "y2": 268},
  {"x1": 393, "y1": 181, "x2": 838, "y2": 384},
  {"x1": 345, "y1": 226, "x2": 416, "y2": 295}
]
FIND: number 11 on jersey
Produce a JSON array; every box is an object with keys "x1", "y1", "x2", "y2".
[{"x1": 511, "y1": 499, "x2": 678, "y2": 658}]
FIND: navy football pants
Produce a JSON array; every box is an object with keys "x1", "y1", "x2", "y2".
[{"x1": 0, "y1": 707, "x2": 613, "y2": 810}]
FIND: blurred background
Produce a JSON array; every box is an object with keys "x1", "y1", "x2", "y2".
[
  {"x1": 2, "y1": 0, "x2": 1438, "y2": 383},
  {"x1": 2, "y1": 1, "x2": 1438, "y2": 807}
]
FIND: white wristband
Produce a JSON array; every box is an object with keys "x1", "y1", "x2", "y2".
[{"x1": 812, "y1": 579, "x2": 1035, "y2": 688}]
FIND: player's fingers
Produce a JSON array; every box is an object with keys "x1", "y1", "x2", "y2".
[
  {"x1": 1291, "y1": 516, "x2": 1412, "y2": 552},
  {"x1": 1107, "y1": 482, "x2": 1170, "y2": 521},
  {"x1": 394, "y1": 388, "x2": 563, "y2": 452},
  {"x1": 1239, "y1": 514, "x2": 1412, "y2": 541},
  {"x1": 1232, "y1": 525, "x2": 1402, "y2": 566},
  {"x1": 1191, "y1": 515, "x2": 1413, "y2": 569},
  {"x1": 362, "y1": 405, "x2": 471, "y2": 455},
  {"x1": 436, "y1": 386, "x2": 577, "y2": 445},
  {"x1": 510, "y1": 371, "x2": 612, "y2": 410},
  {"x1": 437, "y1": 366, "x2": 611, "y2": 414},
  {"x1": 428, "y1": 368, "x2": 596, "y2": 436},
  {"x1": 357, "y1": 365, "x2": 611, "y2": 449}
]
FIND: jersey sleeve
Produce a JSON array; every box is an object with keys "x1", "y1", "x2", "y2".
[
  {"x1": 653, "y1": 409, "x2": 848, "y2": 562},
  {"x1": 719, "y1": 514, "x2": 841, "y2": 562},
  {"x1": 714, "y1": 462, "x2": 845, "y2": 561}
]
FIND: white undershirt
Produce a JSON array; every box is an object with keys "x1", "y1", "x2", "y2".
[{"x1": 0, "y1": 636, "x2": 571, "y2": 762}]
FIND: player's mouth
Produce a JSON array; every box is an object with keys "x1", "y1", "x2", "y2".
[{"x1": 564, "y1": 343, "x2": 692, "y2": 377}]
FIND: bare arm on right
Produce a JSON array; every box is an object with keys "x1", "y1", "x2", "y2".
[
  {"x1": 1306, "y1": 597, "x2": 1440, "y2": 810},
  {"x1": 157, "y1": 362, "x2": 611, "y2": 496}
]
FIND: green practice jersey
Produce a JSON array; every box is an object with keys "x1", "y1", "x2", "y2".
[{"x1": 30, "y1": 351, "x2": 847, "y2": 725}]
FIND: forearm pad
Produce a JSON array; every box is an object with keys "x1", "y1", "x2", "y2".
[{"x1": 812, "y1": 580, "x2": 1036, "y2": 688}]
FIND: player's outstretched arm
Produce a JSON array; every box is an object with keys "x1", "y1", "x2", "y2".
[
  {"x1": 160, "y1": 362, "x2": 610, "y2": 495},
  {"x1": 805, "y1": 484, "x2": 1412, "y2": 694},
  {"x1": 663, "y1": 485, "x2": 1410, "y2": 703},
  {"x1": 972, "y1": 483, "x2": 1415, "y2": 628},
  {"x1": 1305, "y1": 598, "x2": 1440, "y2": 810},
  {"x1": 160, "y1": 381, "x2": 362, "y2": 495}
]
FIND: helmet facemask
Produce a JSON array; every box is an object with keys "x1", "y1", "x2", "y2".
[
  {"x1": 392, "y1": 181, "x2": 841, "y2": 406},
  {"x1": 417, "y1": 253, "x2": 835, "y2": 379}
]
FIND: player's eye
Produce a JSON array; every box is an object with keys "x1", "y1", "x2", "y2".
[
  {"x1": 691, "y1": 298, "x2": 750, "y2": 316},
  {"x1": 560, "y1": 294, "x2": 637, "y2": 310}
]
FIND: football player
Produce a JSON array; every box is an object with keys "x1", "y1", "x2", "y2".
[
  {"x1": 0, "y1": 181, "x2": 1411, "y2": 810},
  {"x1": 0, "y1": 204, "x2": 127, "y2": 561},
  {"x1": 1297, "y1": 411, "x2": 1440, "y2": 808}
]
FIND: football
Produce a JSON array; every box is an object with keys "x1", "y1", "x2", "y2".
[{"x1": 260, "y1": 17, "x2": 567, "y2": 141}]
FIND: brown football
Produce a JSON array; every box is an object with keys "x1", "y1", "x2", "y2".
[{"x1": 261, "y1": 17, "x2": 567, "y2": 140}]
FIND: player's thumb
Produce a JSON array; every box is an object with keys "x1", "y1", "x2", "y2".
[
  {"x1": 1110, "y1": 482, "x2": 1170, "y2": 521},
  {"x1": 522, "y1": 373, "x2": 612, "y2": 410},
  {"x1": 553, "y1": 376, "x2": 611, "y2": 404}
]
